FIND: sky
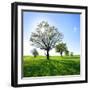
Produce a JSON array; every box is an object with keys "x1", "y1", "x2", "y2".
[{"x1": 23, "y1": 11, "x2": 80, "y2": 56}]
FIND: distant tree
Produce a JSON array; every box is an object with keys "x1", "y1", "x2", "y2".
[
  {"x1": 30, "y1": 21, "x2": 63, "y2": 60},
  {"x1": 55, "y1": 43, "x2": 67, "y2": 56},
  {"x1": 70, "y1": 52, "x2": 73, "y2": 56},
  {"x1": 32, "y1": 49, "x2": 38, "y2": 58},
  {"x1": 65, "y1": 50, "x2": 69, "y2": 56}
]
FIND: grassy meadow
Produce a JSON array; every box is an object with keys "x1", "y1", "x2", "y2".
[{"x1": 23, "y1": 56, "x2": 80, "y2": 77}]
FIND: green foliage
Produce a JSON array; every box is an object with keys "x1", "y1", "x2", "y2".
[
  {"x1": 23, "y1": 55, "x2": 80, "y2": 77},
  {"x1": 55, "y1": 43, "x2": 67, "y2": 56},
  {"x1": 32, "y1": 49, "x2": 38, "y2": 57},
  {"x1": 65, "y1": 50, "x2": 69, "y2": 56},
  {"x1": 30, "y1": 21, "x2": 63, "y2": 59},
  {"x1": 70, "y1": 52, "x2": 74, "y2": 56}
]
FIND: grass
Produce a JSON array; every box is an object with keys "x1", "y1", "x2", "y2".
[{"x1": 23, "y1": 55, "x2": 80, "y2": 77}]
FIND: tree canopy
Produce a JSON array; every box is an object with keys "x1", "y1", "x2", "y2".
[
  {"x1": 30, "y1": 21, "x2": 63, "y2": 59},
  {"x1": 31, "y1": 48, "x2": 38, "y2": 57},
  {"x1": 65, "y1": 50, "x2": 69, "y2": 56},
  {"x1": 55, "y1": 43, "x2": 67, "y2": 56},
  {"x1": 70, "y1": 52, "x2": 74, "y2": 56}
]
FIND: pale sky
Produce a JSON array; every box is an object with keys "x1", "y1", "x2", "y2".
[{"x1": 23, "y1": 11, "x2": 80, "y2": 56}]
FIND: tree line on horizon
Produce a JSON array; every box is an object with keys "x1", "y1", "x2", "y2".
[{"x1": 31, "y1": 46, "x2": 74, "y2": 58}]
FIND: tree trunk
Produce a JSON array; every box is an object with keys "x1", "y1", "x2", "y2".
[
  {"x1": 60, "y1": 52, "x2": 62, "y2": 56},
  {"x1": 46, "y1": 50, "x2": 49, "y2": 60}
]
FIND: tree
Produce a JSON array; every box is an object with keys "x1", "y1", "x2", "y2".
[
  {"x1": 65, "y1": 50, "x2": 69, "y2": 56},
  {"x1": 55, "y1": 43, "x2": 67, "y2": 56},
  {"x1": 32, "y1": 49, "x2": 38, "y2": 58},
  {"x1": 70, "y1": 52, "x2": 73, "y2": 56},
  {"x1": 30, "y1": 21, "x2": 63, "y2": 60}
]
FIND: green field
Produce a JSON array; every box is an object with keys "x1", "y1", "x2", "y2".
[{"x1": 23, "y1": 56, "x2": 80, "y2": 77}]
